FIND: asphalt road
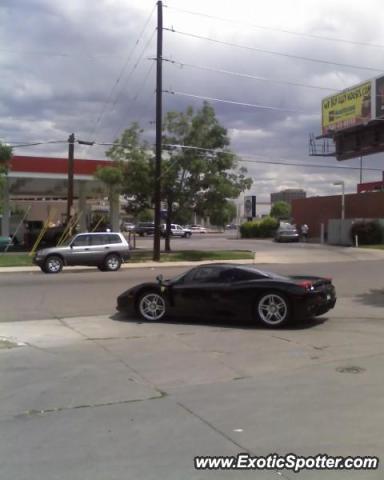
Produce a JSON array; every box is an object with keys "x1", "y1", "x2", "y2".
[
  {"x1": 1, "y1": 258, "x2": 384, "y2": 322},
  {"x1": 2, "y1": 239, "x2": 384, "y2": 479}
]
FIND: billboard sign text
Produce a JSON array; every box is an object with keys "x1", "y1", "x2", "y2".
[{"x1": 321, "y1": 81, "x2": 372, "y2": 135}]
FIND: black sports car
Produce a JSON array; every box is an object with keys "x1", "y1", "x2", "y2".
[{"x1": 117, "y1": 264, "x2": 336, "y2": 328}]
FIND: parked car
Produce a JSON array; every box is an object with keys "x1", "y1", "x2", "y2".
[
  {"x1": 33, "y1": 232, "x2": 130, "y2": 273},
  {"x1": 274, "y1": 223, "x2": 300, "y2": 242},
  {"x1": 161, "y1": 224, "x2": 192, "y2": 238},
  {"x1": 0, "y1": 236, "x2": 13, "y2": 251},
  {"x1": 225, "y1": 224, "x2": 238, "y2": 230},
  {"x1": 189, "y1": 225, "x2": 207, "y2": 234},
  {"x1": 122, "y1": 222, "x2": 135, "y2": 232},
  {"x1": 117, "y1": 264, "x2": 336, "y2": 328},
  {"x1": 134, "y1": 222, "x2": 155, "y2": 236}
]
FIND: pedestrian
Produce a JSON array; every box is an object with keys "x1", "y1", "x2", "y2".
[{"x1": 301, "y1": 223, "x2": 309, "y2": 242}]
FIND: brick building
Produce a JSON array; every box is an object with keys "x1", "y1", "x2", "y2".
[
  {"x1": 271, "y1": 188, "x2": 306, "y2": 205},
  {"x1": 291, "y1": 190, "x2": 384, "y2": 238}
]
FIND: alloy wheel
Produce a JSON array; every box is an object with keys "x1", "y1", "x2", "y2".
[
  {"x1": 257, "y1": 293, "x2": 289, "y2": 326},
  {"x1": 139, "y1": 292, "x2": 166, "y2": 321},
  {"x1": 45, "y1": 256, "x2": 63, "y2": 274}
]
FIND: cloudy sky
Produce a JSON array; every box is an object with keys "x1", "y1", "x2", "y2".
[{"x1": 1, "y1": 0, "x2": 384, "y2": 212}]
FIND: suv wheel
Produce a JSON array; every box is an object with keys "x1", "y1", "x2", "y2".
[
  {"x1": 44, "y1": 255, "x2": 63, "y2": 274},
  {"x1": 103, "y1": 253, "x2": 122, "y2": 272}
]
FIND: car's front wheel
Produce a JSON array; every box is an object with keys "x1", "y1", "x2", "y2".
[
  {"x1": 44, "y1": 255, "x2": 63, "y2": 274},
  {"x1": 183, "y1": 232, "x2": 191, "y2": 238},
  {"x1": 255, "y1": 292, "x2": 290, "y2": 327},
  {"x1": 137, "y1": 291, "x2": 166, "y2": 321}
]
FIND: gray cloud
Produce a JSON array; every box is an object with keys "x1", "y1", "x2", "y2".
[{"x1": 1, "y1": 0, "x2": 384, "y2": 205}]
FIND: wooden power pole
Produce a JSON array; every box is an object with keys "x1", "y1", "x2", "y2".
[{"x1": 153, "y1": 0, "x2": 163, "y2": 261}]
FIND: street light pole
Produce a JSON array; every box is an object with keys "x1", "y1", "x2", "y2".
[
  {"x1": 333, "y1": 181, "x2": 345, "y2": 220},
  {"x1": 333, "y1": 180, "x2": 345, "y2": 244},
  {"x1": 341, "y1": 182, "x2": 345, "y2": 221}
]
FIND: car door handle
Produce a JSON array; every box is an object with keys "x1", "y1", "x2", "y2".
[
  {"x1": 84, "y1": 248, "x2": 90, "y2": 251},
  {"x1": 104, "y1": 246, "x2": 110, "y2": 249}
]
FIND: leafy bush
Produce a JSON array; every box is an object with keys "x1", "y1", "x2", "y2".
[
  {"x1": 240, "y1": 216, "x2": 279, "y2": 238},
  {"x1": 351, "y1": 220, "x2": 383, "y2": 245}
]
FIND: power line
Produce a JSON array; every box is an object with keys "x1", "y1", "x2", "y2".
[
  {"x1": 163, "y1": 144, "x2": 382, "y2": 171},
  {"x1": 0, "y1": 48, "x2": 134, "y2": 59},
  {"x1": 110, "y1": 29, "x2": 156, "y2": 112},
  {"x1": 7, "y1": 139, "x2": 383, "y2": 173},
  {"x1": 87, "y1": 4, "x2": 156, "y2": 142},
  {"x1": 8, "y1": 140, "x2": 67, "y2": 148},
  {"x1": 164, "y1": 27, "x2": 384, "y2": 73},
  {"x1": 164, "y1": 90, "x2": 306, "y2": 113},
  {"x1": 163, "y1": 57, "x2": 340, "y2": 92},
  {"x1": 109, "y1": 60, "x2": 156, "y2": 141},
  {"x1": 165, "y1": 4, "x2": 384, "y2": 50}
]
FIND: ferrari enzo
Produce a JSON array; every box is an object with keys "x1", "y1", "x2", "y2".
[{"x1": 116, "y1": 264, "x2": 336, "y2": 328}]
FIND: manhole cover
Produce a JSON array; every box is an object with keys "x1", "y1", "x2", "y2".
[{"x1": 336, "y1": 366, "x2": 365, "y2": 374}]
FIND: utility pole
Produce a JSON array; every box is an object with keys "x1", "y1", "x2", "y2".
[
  {"x1": 153, "y1": 0, "x2": 163, "y2": 261},
  {"x1": 67, "y1": 133, "x2": 75, "y2": 225}
]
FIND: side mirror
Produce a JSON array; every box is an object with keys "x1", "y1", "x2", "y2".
[{"x1": 156, "y1": 274, "x2": 163, "y2": 284}]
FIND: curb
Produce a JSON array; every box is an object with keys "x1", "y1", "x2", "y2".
[{"x1": 0, "y1": 258, "x2": 257, "y2": 274}]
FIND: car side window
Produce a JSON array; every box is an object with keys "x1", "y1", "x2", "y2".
[
  {"x1": 219, "y1": 268, "x2": 267, "y2": 283},
  {"x1": 107, "y1": 234, "x2": 122, "y2": 244},
  {"x1": 88, "y1": 235, "x2": 106, "y2": 245},
  {"x1": 190, "y1": 267, "x2": 223, "y2": 284},
  {"x1": 72, "y1": 235, "x2": 91, "y2": 247}
]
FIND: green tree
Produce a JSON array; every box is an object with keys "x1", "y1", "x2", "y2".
[
  {"x1": 104, "y1": 105, "x2": 252, "y2": 252},
  {"x1": 0, "y1": 143, "x2": 12, "y2": 214},
  {"x1": 270, "y1": 201, "x2": 291, "y2": 220},
  {"x1": 209, "y1": 200, "x2": 237, "y2": 228},
  {"x1": 162, "y1": 102, "x2": 252, "y2": 250},
  {"x1": 103, "y1": 123, "x2": 154, "y2": 219}
]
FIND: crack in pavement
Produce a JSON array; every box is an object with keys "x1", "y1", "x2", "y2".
[
  {"x1": 13, "y1": 392, "x2": 167, "y2": 418},
  {"x1": 177, "y1": 401, "x2": 292, "y2": 480},
  {"x1": 57, "y1": 318, "x2": 167, "y2": 397}
]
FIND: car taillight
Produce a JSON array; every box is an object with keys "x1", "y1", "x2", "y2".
[{"x1": 299, "y1": 280, "x2": 314, "y2": 291}]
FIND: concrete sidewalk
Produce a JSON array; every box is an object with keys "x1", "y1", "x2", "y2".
[{"x1": 1, "y1": 304, "x2": 383, "y2": 479}]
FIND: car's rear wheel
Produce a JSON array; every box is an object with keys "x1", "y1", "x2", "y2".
[
  {"x1": 103, "y1": 254, "x2": 122, "y2": 271},
  {"x1": 255, "y1": 292, "x2": 290, "y2": 327},
  {"x1": 44, "y1": 255, "x2": 63, "y2": 274},
  {"x1": 137, "y1": 291, "x2": 166, "y2": 321}
]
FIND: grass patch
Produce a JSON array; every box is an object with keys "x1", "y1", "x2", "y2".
[
  {"x1": 129, "y1": 250, "x2": 254, "y2": 262},
  {"x1": 0, "y1": 250, "x2": 254, "y2": 267},
  {"x1": 0, "y1": 253, "x2": 33, "y2": 267},
  {"x1": 357, "y1": 244, "x2": 384, "y2": 250}
]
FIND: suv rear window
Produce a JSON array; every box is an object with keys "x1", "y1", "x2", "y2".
[{"x1": 89, "y1": 234, "x2": 122, "y2": 245}]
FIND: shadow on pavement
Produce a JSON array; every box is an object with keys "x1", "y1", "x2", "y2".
[{"x1": 110, "y1": 311, "x2": 328, "y2": 331}]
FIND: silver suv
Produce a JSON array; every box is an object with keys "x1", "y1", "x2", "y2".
[{"x1": 33, "y1": 232, "x2": 130, "y2": 273}]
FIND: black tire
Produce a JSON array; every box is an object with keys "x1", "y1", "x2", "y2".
[
  {"x1": 103, "y1": 254, "x2": 122, "y2": 272},
  {"x1": 255, "y1": 291, "x2": 291, "y2": 328},
  {"x1": 184, "y1": 232, "x2": 191, "y2": 238},
  {"x1": 137, "y1": 290, "x2": 167, "y2": 321},
  {"x1": 44, "y1": 255, "x2": 63, "y2": 274}
]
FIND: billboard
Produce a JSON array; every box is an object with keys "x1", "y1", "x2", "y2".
[
  {"x1": 321, "y1": 81, "x2": 372, "y2": 135},
  {"x1": 376, "y1": 75, "x2": 384, "y2": 119},
  {"x1": 244, "y1": 195, "x2": 256, "y2": 218}
]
